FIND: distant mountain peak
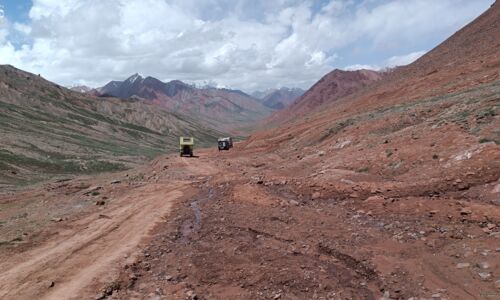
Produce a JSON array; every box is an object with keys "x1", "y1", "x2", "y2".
[
  {"x1": 95, "y1": 73, "x2": 272, "y2": 131},
  {"x1": 251, "y1": 87, "x2": 305, "y2": 110},
  {"x1": 125, "y1": 73, "x2": 144, "y2": 83},
  {"x1": 69, "y1": 85, "x2": 93, "y2": 93}
]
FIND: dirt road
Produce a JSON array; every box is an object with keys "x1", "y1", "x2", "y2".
[
  {"x1": 0, "y1": 148, "x2": 499, "y2": 300},
  {"x1": 0, "y1": 156, "x2": 219, "y2": 300}
]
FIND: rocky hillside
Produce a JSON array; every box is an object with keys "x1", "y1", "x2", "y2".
[
  {"x1": 267, "y1": 69, "x2": 382, "y2": 125},
  {"x1": 261, "y1": 88, "x2": 304, "y2": 110},
  {"x1": 96, "y1": 74, "x2": 272, "y2": 133},
  {"x1": 0, "y1": 65, "x2": 224, "y2": 187},
  {"x1": 246, "y1": 1, "x2": 499, "y2": 181}
]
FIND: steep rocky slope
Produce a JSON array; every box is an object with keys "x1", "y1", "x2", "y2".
[
  {"x1": 253, "y1": 87, "x2": 305, "y2": 110},
  {"x1": 266, "y1": 69, "x2": 382, "y2": 125},
  {"x1": 97, "y1": 75, "x2": 272, "y2": 133},
  {"x1": 248, "y1": 1, "x2": 499, "y2": 175},
  {"x1": 0, "y1": 65, "x2": 224, "y2": 187}
]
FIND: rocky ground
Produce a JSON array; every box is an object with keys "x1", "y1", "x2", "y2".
[
  {"x1": 1, "y1": 141, "x2": 498, "y2": 300},
  {"x1": 1, "y1": 4, "x2": 499, "y2": 300}
]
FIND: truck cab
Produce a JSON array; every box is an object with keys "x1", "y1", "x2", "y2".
[
  {"x1": 179, "y1": 137, "x2": 194, "y2": 157},
  {"x1": 218, "y1": 137, "x2": 233, "y2": 151}
]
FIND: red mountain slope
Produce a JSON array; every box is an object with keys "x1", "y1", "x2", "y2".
[
  {"x1": 267, "y1": 69, "x2": 382, "y2": 125},
  {"x1": 96, "y1": 75, "x2": 271, "y2": 133}
]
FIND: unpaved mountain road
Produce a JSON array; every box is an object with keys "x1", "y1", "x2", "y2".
[
  {"x1": 0, "y1": 147, "x2": 499, "y2": 300},
  {"x1": 0, "y1": 183, "x2": 186, "y2": 299},
  {"x1": 0, "y1": 156, "x2": 218, "y2": 300}
]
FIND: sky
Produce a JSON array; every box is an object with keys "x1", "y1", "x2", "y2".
[{"x1": 0, "y1": 0, "x2": 494, "y2": 92}]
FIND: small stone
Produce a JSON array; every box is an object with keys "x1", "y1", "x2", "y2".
[
  {"x1": 349, "y1": 192, "x2": 359, "y2": 198},
  {"x1": 311, "y1": 192, "x2": 321, "y2": 200},
  {"x1": 274, "y1": 293, "x2": 282, "y2": 299},
  {"x1": 111, "y1": 180, "x2": 121, "y2": 184},
  {"x1": 495, "y1": 279, "x2": 500, "y2": 289},
  {"x1": 460, "y1": 208, "x2": 472, "y2": 215},
  {"x1": 431, "y1": 293, "x2": 441, "y2": 299},
  {"x1": 165, "y1": 275, "x2": 173, "y2": 281},
  {"x1": 289, "y1": 200, "x2": 300, "y2": 206},
  {"x1": 48, "y1": 281, "x2": 55, "y2": 288},
  {"x1": 318, "y1": 151, "x2": 325, "y2": 157},
  {"x1": 478, "y1": 272, "x2": 491, "y2": 280},
  {"x1": 478, "y1": 262, "x2": 490, "y2": 269},
  {"x1": 95, "y1": 200, "x2": 105, "y2": 206},
  {"x1": 456, "y1": 262, "x2": 470, "y2": 269},
  {"x1": 381, "y1": 291, "x2": 390, "y2": 300},
  {"x1": 487, "y1": 223, "x2": 496, "y2": 230},
  {"x1": 94, "y1": 293, "x2": 105, "y2": 300},
  {"x1": 51, "y1": 217, "x2": 63, "y2": 222},
  {"x1": 186, "y1": 290, "x2": 197, "y2": 299}
]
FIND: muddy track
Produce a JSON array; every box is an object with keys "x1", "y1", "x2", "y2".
[{"x1": 0, "y1": 182, "x2": 189, "y2": 300}]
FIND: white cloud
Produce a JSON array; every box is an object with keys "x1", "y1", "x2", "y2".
[
  {"x1": 344, "y1": 64, "x2": 380, "y2": 71},
  {"x1": 0, "y1": 0, "x2": 494, "y2": 91},
  {"x1": 13, "y1": 23, "x2": 31, "y2": 35},
  {"x1": 344, "y1": 50, "x2": 426, "y2": 71},
  {"x1": 385, "y1": 51, "x2": 426, "y2": 68}
]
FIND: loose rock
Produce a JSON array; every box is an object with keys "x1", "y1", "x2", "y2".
[
  {"x1": 478, "y1": 272, "x2": 491, "y2": 280},
  {"x1": 456, "y1": 262, "x2": 470, "y2": 269}
]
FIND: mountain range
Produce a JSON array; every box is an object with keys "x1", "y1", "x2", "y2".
[
  {"x1": 93, "y1": 75, "x2": 272, "y2": 133},
  {"x1": 252, "y1": 87, "x2": 305, "y2": 110},
  {"x1": 0, "y1": 65, "x2": 225, "y2": 186}
]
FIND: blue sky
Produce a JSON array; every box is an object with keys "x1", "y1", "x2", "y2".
[
  {"x1": 1, "y1": 0, "x2": 31, "y2": 23},
  {"x1": 0, "y1": 0, "x2": 494, "y2": 91}
]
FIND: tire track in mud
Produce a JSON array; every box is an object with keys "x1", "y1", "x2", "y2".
[
  {"x1": 179, "y1": 186, "x2": 217, "y2": 242},
  {"x1": 0, "y1": 183, "x2": 187, "y2": 300}
]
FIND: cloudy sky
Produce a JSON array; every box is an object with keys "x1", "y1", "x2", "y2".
[{"x1": 0, "y1": 0, "x2": 494, "y2": 92}]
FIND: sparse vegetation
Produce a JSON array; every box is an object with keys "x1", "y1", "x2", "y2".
[
  {"x1": 0, "y1": 65, "x2": 226, "y2": 187},
  {"x1": 356, "y1": 166, "x2": 370, "y2": 173}
]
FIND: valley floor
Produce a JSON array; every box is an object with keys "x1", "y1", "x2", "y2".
[{"x1": 0, "y1": 144, "x2": 499, "y2": 299}]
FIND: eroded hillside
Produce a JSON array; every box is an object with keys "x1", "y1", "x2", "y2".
[{"x1": 0, "y1": 65, "x2": 224, "y2": 187}]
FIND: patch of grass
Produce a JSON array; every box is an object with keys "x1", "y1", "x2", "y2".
[
  {"x1": 67, "y1": 113, "x2": 99, "y2": 126},
  {"x1": 0, "y1": 149, "x2": 127, "y2": 175},
  {"x1": 0, "y1": 240, "x2": 11, "y2": 247},
  {"x1": 476, "y1": 107, "x2": 496, "y2": 118},
  {"x1": 319, "y1": 118, "x2": 355, "y2": 142},
  {"x1": 356, "y1": 167, "x2": 370, "y2": 173},
  {"x1": 121, "y1": 122, "x2": 159, "y2": 134}
]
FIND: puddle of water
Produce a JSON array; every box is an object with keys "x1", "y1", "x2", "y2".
[{"x1": 179, "y1": 187, "x2": 216, "y2": 242}]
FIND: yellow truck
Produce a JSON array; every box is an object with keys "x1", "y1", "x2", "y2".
[{"x1": 179, "y1": 136, "x2": 194, "y2": 157}]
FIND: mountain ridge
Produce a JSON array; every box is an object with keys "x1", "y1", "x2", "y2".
[{"x1": 95, "y1": 74, "x2": 272, "y2": 133}]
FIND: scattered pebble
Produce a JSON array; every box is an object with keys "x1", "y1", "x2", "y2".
[
  {"x1": 456, "y1": 262, "x2": 470, "y2": 269},
  {"x1": 478, "y1": 272, "x2": 491, "y2": 280}
]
